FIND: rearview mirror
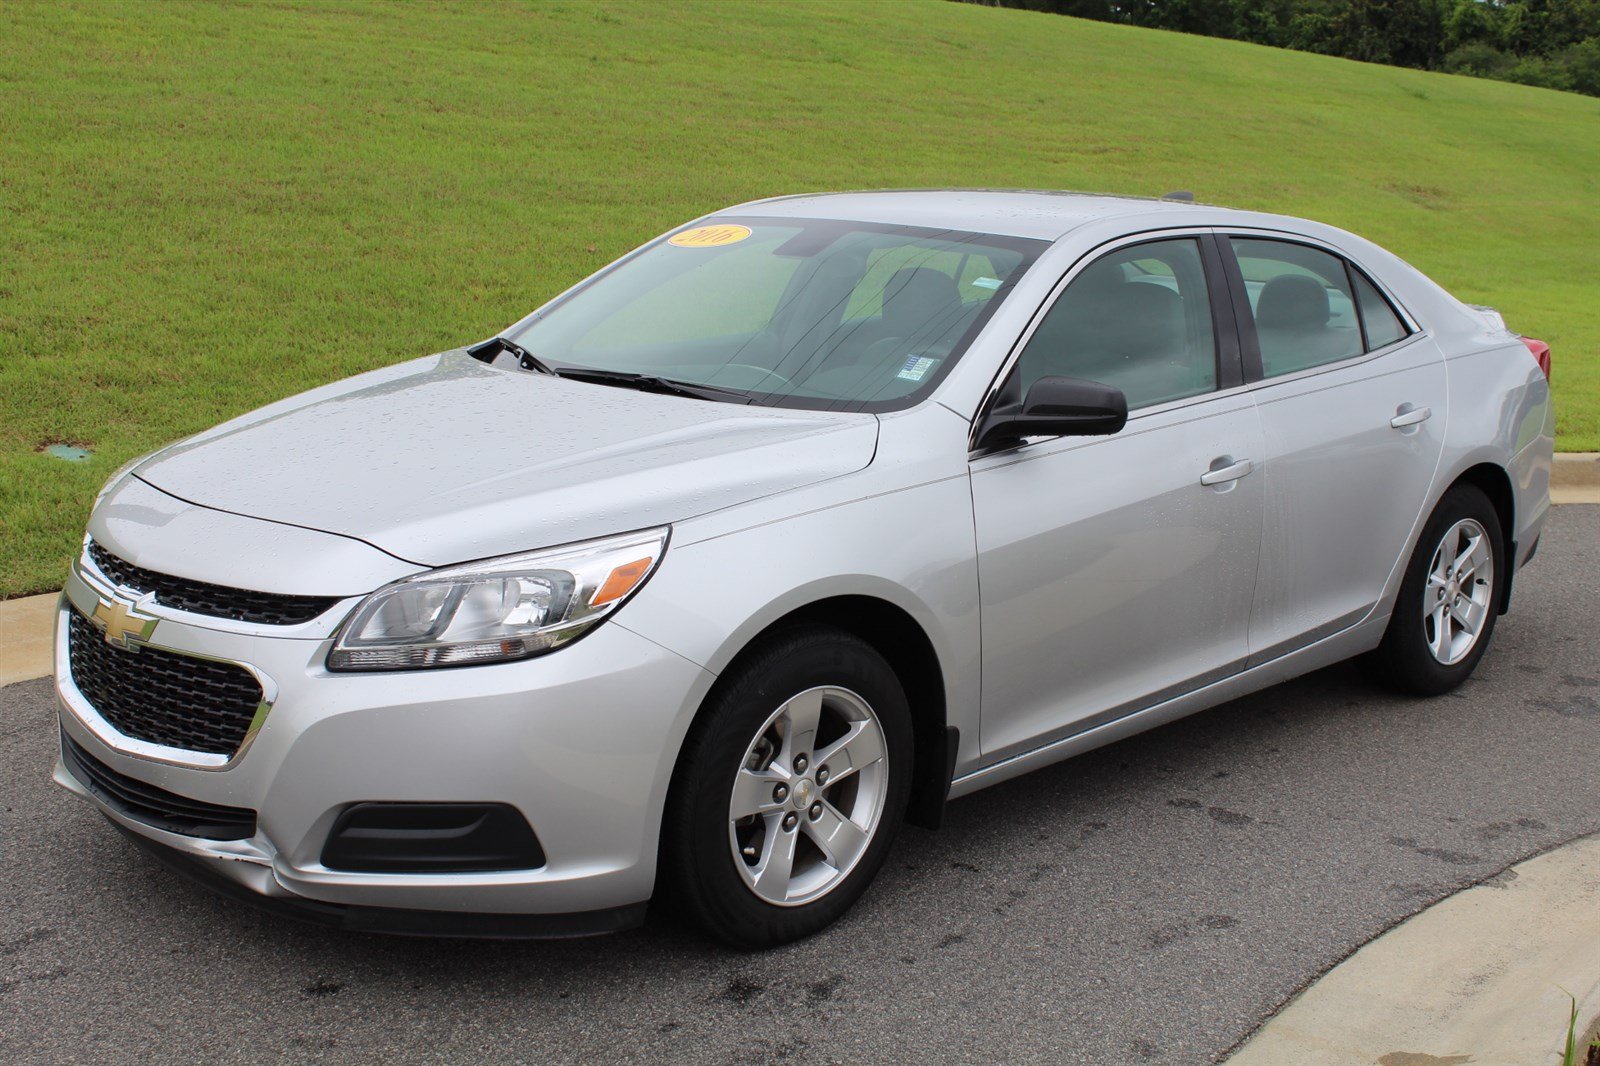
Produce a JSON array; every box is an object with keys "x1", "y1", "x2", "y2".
[{"x1": 974, "y1": 375, "x2": 1128, "y2": 452}]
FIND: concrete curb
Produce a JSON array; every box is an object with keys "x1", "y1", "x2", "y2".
[
  {"x1": 1554, "y1": 453, "x2": 1600, "y2": 503},
  {"x1": 1554, "y1": 452, "x2": 1600, "y2": 489},
  {"x1": 1226, "y1": 834, "x2": 1600, "y2": 1066},
  {"x1": 0, "y1": 593, "x2": 56, "y2": 688}
]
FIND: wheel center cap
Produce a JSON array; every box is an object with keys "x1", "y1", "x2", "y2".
[{"x1": 792, "y1": 778, "x2": 815, "y2": 809}]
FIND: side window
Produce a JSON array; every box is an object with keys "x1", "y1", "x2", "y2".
[
  {"x1": 1016, "y1": 238, "x2": 1217, "y2": 411},
  {"x1": 1230, "y1": 238, "x2": 1362, "y2": 377},
  {"x1": 1351, "y1": 270, "x2": 1409, "y2": 350}
]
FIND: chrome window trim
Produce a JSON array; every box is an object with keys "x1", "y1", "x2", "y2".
[
  {"x1": 1240, "y1": 331, "x2": 1433, "y2": 395},
  {"x1": 1218, "y1": 226, "x2": 1432, "y2": 390},
  {"x1": 966, "y1": 225, "x2": 1227, "y2": 451},
  {"x1": 1034, "y1": 328, "x2": 1427, "y2": 422},
  {"x1": 57, "y1": 579, "x2": 280, "y2": 772},
  {"x1": 1123, "y1": 378, "x2": 1255, "y2": 422},
  {"x1": 1214, "y1": 225, "x2": 1423, "y2": 336},
  {"x1": 967, "y1": 224, "x2": 1431, "y2": 450}
]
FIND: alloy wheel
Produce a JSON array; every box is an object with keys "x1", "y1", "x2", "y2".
[
  {"x1": 1423, "y1": 517, "x2": 1495, "y2": 666},
  {"x1": 727, "y1": 686, "x2": 889, "y2": 907}
]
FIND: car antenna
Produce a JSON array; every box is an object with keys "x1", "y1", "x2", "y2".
[{"x1": 1162, "y1": 190, "x2": 1195, "y2": 202}]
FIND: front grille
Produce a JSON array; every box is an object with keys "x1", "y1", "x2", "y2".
[
  {"x1": 67, "y1": 606, "x2": 265, "y2": 756},
  {"x1": 86, "y1": 541, "x2": 341, "y2": 625},
  {"x1": 61, "y1": 731, "x2": 257, "y2": 840}
]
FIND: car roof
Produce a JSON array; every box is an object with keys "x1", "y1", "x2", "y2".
[{"x1": 719, "y1": 189, "x2": 1243, "y2": 242}]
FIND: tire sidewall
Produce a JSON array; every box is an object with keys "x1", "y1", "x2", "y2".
[
  {"x1": 665, "y1": 626, "x2": 913, "y2": 949},
  {"x1": 1382, "y1": 484, "x2": 1505, "y2": 693}
]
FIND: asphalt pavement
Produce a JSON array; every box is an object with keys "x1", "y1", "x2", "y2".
[{"x1": 3, "y1": 506, "x2": 1597, "y2": 1065}]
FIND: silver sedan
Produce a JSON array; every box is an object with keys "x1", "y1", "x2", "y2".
[{"x1": 54, "y1": 191, "x2": 1554, "y2": 947}]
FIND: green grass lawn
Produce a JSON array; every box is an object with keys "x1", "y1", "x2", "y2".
[{"x1": 1, "y1": 0, "x2": 1596, "y2": 598}]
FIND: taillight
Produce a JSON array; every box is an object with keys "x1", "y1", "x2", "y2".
[{"x1": 1520, "y1": 337, "x2": 1551, "y2": 380}]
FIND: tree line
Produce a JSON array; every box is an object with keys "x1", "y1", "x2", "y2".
[{"x1": 958, "y1": 0, "x2": 1600, "y2": 97}]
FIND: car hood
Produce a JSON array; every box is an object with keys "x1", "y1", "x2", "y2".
[{"x1": 135, "y1": 351, "x2": 880, "y2": 567}]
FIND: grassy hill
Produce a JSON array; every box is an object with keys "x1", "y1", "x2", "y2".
[{"x1": 1, "y1": 0, "x2": 1595, "y2": 597}]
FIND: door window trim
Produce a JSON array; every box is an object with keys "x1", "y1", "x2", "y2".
[
  {"x1": 968, "y1": 227, "x2": 1243, "y2": 452},
  {"x1": 1213, "y1": 228, "x2": 1426, "y2": 388}
]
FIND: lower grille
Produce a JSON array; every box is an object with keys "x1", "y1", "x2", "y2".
[
  {"x1": 67, "y1": 606, "x2": 265, "y2": 757},
  {"x1": 61, "y1": 731, "x2": 257, "y2": 840}
]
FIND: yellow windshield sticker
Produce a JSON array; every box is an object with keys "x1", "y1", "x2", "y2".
[{"x1": 668, "y1": 224, "x2": 752, "y2": 248}]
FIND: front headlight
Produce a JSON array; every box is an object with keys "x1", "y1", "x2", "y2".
[{"x1": 327, "y1": 527, "x2": 669, "y2": 671}]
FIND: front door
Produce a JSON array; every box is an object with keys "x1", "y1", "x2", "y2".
[{"x1": 970, "y1": 235, "x2": 1264, "y2": 760}]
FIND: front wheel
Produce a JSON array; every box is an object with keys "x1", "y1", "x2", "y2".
[
  {"x1": 1364, "y1": 483, "x2": 1504, "y2": 695},
  {"x1": 661, "y1": 626, "x2": 912, "y2": 949}
]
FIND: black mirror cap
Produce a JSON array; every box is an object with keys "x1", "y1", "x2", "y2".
[
  {"x1": 975, "y1": 375, "x2": 1128, "y2": 451},
  {"x1": 1023, "y1": 375, "x2": 1128, "y2": 424}
]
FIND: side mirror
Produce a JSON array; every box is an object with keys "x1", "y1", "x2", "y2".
[{"x1": 974, "y1": 375, "x2": 1128, "y2": 451}]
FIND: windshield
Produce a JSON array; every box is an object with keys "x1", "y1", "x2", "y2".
[{"x1": 504, "y1": 217, "x2": 1045, "y2": 411}]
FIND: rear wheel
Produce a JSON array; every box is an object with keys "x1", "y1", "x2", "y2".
[
  {"x1": 662, "y1": 626, "x2": 911, "y2": 949},
  {"x1": 1365, "y1": 484, "x2": 1504, "y2": 695}
]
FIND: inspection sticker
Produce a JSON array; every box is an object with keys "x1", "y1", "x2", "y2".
[
  {"x1": 897, "y1": 355, "x2": 938, "y2": 382},
  {"x1": 970, "y1": 276, "x2": 1002, "y2": 291},
  {"x1": 668, "y1": 224, "x2": 752, "y2": 248}
]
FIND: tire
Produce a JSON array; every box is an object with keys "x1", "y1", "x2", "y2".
[
  {"x1": 1364, "y1": 483, "x2": 1505, "y2": 696},
  {"x1": 661, "y1": 625, "x2": 913, "y2": 949}
]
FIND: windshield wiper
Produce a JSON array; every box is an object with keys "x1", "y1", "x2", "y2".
[
  {"x1": 552, "y1": 367, "x2": 752, "y2": 403},
  {"x1": 466, "y1": 336, "x2": 556, "y2": 376}
]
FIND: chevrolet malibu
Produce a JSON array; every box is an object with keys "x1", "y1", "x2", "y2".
[{"x1": 54, "y1": 191, "x2": 1554, "y2": 947}]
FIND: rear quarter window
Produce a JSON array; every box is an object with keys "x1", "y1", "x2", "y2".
[{"x1": 1351, "y1": 270, "x2": 1410, "y2": 350}]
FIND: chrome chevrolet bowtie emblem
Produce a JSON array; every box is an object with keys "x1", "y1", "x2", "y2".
[
  {"x1": 792, "y1": 778, "x2": 815, "y2": 809},
  {"x1": 90, "y1": 594, "x2": 158, "y2": 650}
]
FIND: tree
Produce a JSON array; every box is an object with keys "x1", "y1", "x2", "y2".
[{"x1": 955, "y1": 0, "x2": 1600, "y2": 97}]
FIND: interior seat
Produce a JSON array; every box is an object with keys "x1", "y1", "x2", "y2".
[
  {"x1": 876, "y1": 267, "x2": 965, "y2": 352},
  {"x1": 1255, "y1": 274, "x2": 1341, "y2": 374},
  {"x1": 1028, "y1": 280, "x2": 1182, "y2": 375},
  {"x1": 1101, "y1": 283, "x2": 1183, "y2": 360}
]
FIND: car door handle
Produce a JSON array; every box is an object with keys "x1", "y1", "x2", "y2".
[
  {"x1": 1390, "y1": 404, "x2": 1432, "y2": 429},
  {"x1": 1200, "y1": 457, "x2": 1253, "y2": 486}
]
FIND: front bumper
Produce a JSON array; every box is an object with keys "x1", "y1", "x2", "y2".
[
  {"x1": 99, "y1": 816, "x2": 646, "y2": 938},
  {"x1": 54, "y1": 558, "x2": 716, "y2": 930}
]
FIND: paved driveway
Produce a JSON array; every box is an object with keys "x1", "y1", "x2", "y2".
[{"x1": 3, "y1": 506, "x2": 1597, "y2": 1065}]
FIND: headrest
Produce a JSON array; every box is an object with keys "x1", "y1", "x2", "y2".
[
  {"x1": 881, "y1": 267, "x2": 961, "y2": 332},
  {"x1": 1104, "y1": 283, "x2": 1182, "y2": 353},
  {"x1": 1257, "y1": 274, "x2": 1331, "y2": 330}
]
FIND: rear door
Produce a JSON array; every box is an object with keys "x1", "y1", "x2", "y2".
[
  {"x1": 970, "y1": 233, "x2": 1264, "y2": 759},
  {"x1": 1220, "y1": 234, "x2": 1446, "y2": 663}
]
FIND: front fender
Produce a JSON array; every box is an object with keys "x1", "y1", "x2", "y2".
[{"x1": 614, "y1": 473, "x2": 984, "y2": 777}]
